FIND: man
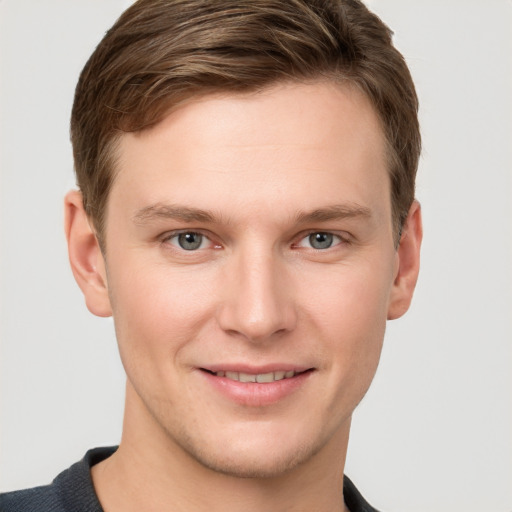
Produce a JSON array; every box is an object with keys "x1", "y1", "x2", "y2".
[{"x1": 0, "y1": 0, "x2": 422, "y2": 510}]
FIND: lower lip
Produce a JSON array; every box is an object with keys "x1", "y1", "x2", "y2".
[{"x1": 199, "y1": 370, "x2": 313, "y2": 407}]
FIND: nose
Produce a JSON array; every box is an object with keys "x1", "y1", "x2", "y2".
[{"x1": 216, "y1": 246, "x2": 297, "y2": 343}]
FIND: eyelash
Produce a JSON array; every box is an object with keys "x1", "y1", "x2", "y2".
[
  {"x1": 294, "y1": 231, "x2": 349, "y2": 250},
  {"x1": 160, "y1": 230, "x2": 350, "y2": 252},
  {"x1": 161, "y1": 230, "x2": 220, "y2": 251}
]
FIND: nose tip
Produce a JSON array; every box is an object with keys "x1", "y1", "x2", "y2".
[
  {"x1": 222, "y1": 298, "x2": 295, "y2": 342},
  {"x1": 216, "y1": 254, "x2": 297, "y2": 343}
]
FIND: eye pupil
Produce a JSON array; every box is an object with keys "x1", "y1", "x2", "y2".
[
  {"x1": 309, "y1": 232, "x2": 333, "y2": 250},
  {"x1": 178, "y1": 232, "x2": 202, "y2": 250}
]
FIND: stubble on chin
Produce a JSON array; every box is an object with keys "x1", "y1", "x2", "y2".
[{"x1": 164, "y1": 415, "x2": 348, "y2": 480}]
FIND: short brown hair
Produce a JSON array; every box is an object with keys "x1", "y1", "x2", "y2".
[{"x1": 71, "y1": 0, "x2": 420, "y2": 245}]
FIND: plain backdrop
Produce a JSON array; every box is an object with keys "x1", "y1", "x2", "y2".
[{"x1": 1, "y1": 1, "x2": 511, "y2": 511}]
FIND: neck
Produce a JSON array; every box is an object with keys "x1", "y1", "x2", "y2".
[{"x1": 91, "y1": 384, "x2": 351, "y2": 512}]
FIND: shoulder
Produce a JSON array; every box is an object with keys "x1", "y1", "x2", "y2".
[
  {"x1": 343, "y1": 475, "x2": 381, "y2": 512},
  {"x1": 0, "y1": 447, "x2": 117, "y2": 512},
  {"x1": 0, "y1": 483, "x2": 62, "y2": 512}
]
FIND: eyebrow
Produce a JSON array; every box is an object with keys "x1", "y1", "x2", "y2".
[
  {"x1": 132, "y1": 202, "x2": 372, "y2": 226},
  {"x1": 133, "y1": 203, "x2": 216, "y2": 224},
  {"x1": 294, "y1": 204, "x2": 372, "y2": 224}
]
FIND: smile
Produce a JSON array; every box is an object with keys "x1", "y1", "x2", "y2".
[
  {"x1": 210, "y1": 370, "x2": 299, "y2": 383},
  {"x1": 200, "y1": 367, "x2": 313, "y2": 384},
  {"x1": 199, "y1": 367, "x2": 314, "y2": 406}
]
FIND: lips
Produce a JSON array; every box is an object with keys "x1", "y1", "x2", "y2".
[
  {"x1": 198, "y1": 366, "x2": 314, "y2": 406},
  {"x1": 203, "y1": 369, "x2": 299, "y2": 383}
]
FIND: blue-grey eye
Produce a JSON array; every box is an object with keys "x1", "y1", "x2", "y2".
[
  {"x1": 176, "y1": 232, "x2": 204, "y2": 250},
  {"x1": 308, "y1": 232, "x2": 334, "y2": 249}
]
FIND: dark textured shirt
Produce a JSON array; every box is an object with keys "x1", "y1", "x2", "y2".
[{"x1": 0, "y1": 447, "x2": 379, "y2": 512}]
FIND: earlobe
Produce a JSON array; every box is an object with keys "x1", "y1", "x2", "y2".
[
  {"x1": 387, "y1": 200, "x2": 423, "y2": 320},
  {"x1": 64, "y1": 190, "x2": 112, "y2": 318}
]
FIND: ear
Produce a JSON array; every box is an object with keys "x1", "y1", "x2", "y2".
[
  {"x1": 64, "y1": 190, "x2": 112, "y2": 317},
  {"x1": 387, "y1": 200, "x2": 423, "y2": 320}
]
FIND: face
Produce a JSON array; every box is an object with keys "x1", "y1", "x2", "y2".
[{"x1": 80, "y1": 81, "x2": 413, "y2": 477}]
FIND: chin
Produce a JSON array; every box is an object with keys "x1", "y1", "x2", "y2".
[
  {"x1": 174, "y1": 423, "x2": 332, "y2": 479},
  {"x1": 187, "y1": 443, "x2": 316, "y2": 479}
]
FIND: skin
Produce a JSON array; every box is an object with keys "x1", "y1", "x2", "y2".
[{"x1": 65, "y1": 81, "x2": 422, "y2": 512}]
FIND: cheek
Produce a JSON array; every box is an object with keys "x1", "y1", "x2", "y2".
[
  {"x1": 306, "y1": 258, "x2": 393, "y2": 331},
  {"x1": 107, "y1": 261, "x2": 216, "y2": 380},
  {"x1": 305, "y1": 262, "x2": 392, "y2": 388}
]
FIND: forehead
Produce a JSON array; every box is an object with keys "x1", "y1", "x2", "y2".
[{"x1": 110, "y1": 81, "x2": 390, "y2": 225}]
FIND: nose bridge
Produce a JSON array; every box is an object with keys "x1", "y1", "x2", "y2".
[{"x1": 217, "y1": 240, "x2": 296, "y2": 341}]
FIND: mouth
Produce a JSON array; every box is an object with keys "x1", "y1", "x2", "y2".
[
  {"x1": 200, "y1": 368, "x2": 311, "y2": 383},
  {"x1": 198, "y1": 367, "x2": 314, "y2": 406}
]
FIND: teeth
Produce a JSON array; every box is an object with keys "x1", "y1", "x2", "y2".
[
  {"x1": 256, "y1": 372, "x2": 274, "y2": 383},
  {"x1": 215, "y1": 370, "x2": 297, "y2": 382},
  {"x1": 239, "y1": 372, "x2": 256, "y2": 383}
]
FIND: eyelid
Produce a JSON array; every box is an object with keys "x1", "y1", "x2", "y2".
[
  {"x1": 158, "y1": 228, "x2": 351, "y2": 250},
  {"x1": 160, "y1": 229, "x2": 221, "y2": 249},
  {"x1": 293, "y1": 230, "x2": 351, "y2": 249}
]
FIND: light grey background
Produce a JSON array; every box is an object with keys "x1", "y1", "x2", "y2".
[{"x1": 1, "y1": 1, "x2": 511, "y2": 511}]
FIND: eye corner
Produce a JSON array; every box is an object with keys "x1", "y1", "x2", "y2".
[
  {"x1": 160, "y1": 229, "x2": 224, "y2": 253},
  {"x1": 294, "y1": 231, "x2": 350, "y2": 251},
  {"x1": 161, "y1": 231, "x2": 206, "y2": 251}
]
